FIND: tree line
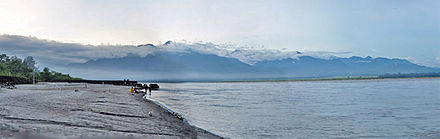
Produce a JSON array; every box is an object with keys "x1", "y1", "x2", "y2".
[{"x1": 0, "y1": 54, "x2": 81, "y2": 81}]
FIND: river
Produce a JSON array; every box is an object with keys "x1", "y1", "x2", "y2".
[{"x1": 146, "y1": 78, "x2": 440, "y2": 138}]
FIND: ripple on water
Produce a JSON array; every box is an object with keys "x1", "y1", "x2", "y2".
[
  {"x1": 146, "y1": 79, "x2": 440, "y2": 138},
  {"x1": 209, "y1": 104, "x2": 240, "y2": 108}
]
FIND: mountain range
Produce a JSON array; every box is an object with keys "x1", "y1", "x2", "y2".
[{"x1": 67, "y1": 50, "x2": 439, "y2": 81}]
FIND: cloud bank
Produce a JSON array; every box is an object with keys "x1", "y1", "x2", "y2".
[
  {"x1": 0, "y1": 35, "x2": 156, "y2": 64},
  {"x1": 0, "y1": 34, "x2": 351, "y2": 66}
]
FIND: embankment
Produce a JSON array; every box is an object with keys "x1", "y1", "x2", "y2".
[{"x1": 49, "y1": 79, "x2": 138, "y2": 86}]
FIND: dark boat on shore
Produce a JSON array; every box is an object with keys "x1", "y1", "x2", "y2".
[{"x1": 149, "y1": 84, "x2": 160, "y2": 90}]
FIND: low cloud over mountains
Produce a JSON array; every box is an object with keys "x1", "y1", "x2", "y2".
[
  {"x1": 0, "y1": 35, "x2": 155, "y2": 65},
  {"x1": 0, "y1": 34, "x2": 438, "y2": 80},
  {"x1": 0, "y1": 34, "x2": 350, "y2": 66}
]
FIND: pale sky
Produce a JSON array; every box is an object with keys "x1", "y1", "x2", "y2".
[{"x1": 0, "y1": 0, "x2": 439, "y2": 67}]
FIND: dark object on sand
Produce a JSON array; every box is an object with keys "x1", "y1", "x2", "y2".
[
  {"x1": 135, "y1": 84, "x2": 143, "y2": 87},
  {"x1": 149, "y1": 84, "x2": 160, "y2": 90},
  {"x1": 1, "y1": 82, "x2": 16, "y2": 89},
  {"x1": 172, "y1": 112, "x2": 184, "y2": 121}
]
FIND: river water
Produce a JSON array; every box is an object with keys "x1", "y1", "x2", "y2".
[{"x1": 146, "y1": 78, "x2": 440, "y2": 138}]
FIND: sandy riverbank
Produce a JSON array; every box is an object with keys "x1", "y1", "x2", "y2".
[{"x1": 0, "y1": 82, "x2": 221, "y2": 138}]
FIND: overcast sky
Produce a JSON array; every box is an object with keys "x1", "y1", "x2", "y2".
[{"x1": 0, "y1": 0, "x2": 439, "y2": 67}]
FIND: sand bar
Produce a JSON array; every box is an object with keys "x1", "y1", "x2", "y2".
[{"x1": 0, "y1": 82, "x2": 221, "y2": 139}]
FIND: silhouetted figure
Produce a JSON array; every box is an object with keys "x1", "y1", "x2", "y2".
[{"x1": 148, "y1": 87, "x2": 152, "y2": 95}]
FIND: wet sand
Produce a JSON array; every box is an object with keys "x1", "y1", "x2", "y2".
[{"x1": 0, "y1": 83, "x2": 221, "y2": 138}]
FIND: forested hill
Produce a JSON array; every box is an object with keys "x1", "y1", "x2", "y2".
[{"x1": 0, "y1": 54, "x2": 81, "y2": 82}]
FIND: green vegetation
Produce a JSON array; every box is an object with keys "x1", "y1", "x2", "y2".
[{"x1": 0, "y1": 54, "x2": 81, "y2": 81}]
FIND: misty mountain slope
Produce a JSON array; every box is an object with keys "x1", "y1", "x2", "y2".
[
  {"x1": 69, "y1": 51, "x2": 256, "y2": 74},
  {"x1": 253, "y1": 56, "x2": 438, "y2": 77},
  {"x1": 68, "y1": 50, "x2": 439, "y2": 80},
  {"x1": 253, "y1": 56, "x2": 350, "y2": 77}
]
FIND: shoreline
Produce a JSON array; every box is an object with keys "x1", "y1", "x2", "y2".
[
  {"x1": 170, "y1": 76, "x2": 440, "y2": 83},
  {"x1": 137, "y1": 94, "x2": 225, "y2": 139}
]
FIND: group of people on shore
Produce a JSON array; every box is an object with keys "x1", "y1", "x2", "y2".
[
  {"x1": 123, "y1": 79, "x2": 132, "y2": 85},
  {"x1": 129, "y1": 83, "x2": 153, "y2": 99}
]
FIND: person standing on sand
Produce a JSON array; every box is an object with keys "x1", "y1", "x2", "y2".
[
  {"x1": 143, "y1": 84, "x2": 148, "y2": 92},
  {"x1": 148, "y1": 87, "x2": 152, "y2": 95}
]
